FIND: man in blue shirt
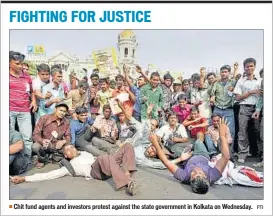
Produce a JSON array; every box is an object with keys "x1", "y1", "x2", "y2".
[
  {"x1": 150, "y1": 118, "x2": 230, "y2": 194},
  {"x1": 70, "y1": 107, "x2": 105, "y2": 156}
]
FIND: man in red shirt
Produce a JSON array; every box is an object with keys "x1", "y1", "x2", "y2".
[
  {"x1": 183, "y1": 107, "x2": 208, "y2": 139},
  {"x1": 9, "y1": 51, "x2": 37, "y2": 158}
]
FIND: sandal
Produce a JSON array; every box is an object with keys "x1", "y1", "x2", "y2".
[{"x1": 127, "y1": 180, "x2": 137, "y2": 196}]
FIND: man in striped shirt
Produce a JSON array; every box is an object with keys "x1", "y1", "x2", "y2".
[{"x1": 9, "y1": 51, "x2": 37, "y2": 158}]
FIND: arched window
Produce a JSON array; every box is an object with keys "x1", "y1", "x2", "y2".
[
  {"x1": 124, "y1": 48, "x2": 128, "y2": 57},
  {"x1": 132, "y1": 49, "x2": 135, "y2": 57}
]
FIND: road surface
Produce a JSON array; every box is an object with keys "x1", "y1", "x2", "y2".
[{"x1": 10, "y1": 157, "x2": 263, "y2": 200}]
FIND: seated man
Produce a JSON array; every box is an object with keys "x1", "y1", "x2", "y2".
[
  {"x1": 32, "y1": 103, "x2": 71, "y2": 169},
  {"x1": 172, "y1": 94, "x2": 191, "y2": 124},
  {"x1": 116, "y1": 112, "x2": 137, "y2": 142},
  {"x1": 183, "y1": 107, "x2": 208, "y2": 139},
  {"x1": 9, "y1": 126, "x2": 28, "y2": 175},
  {"x1": 156, "y1": 112, "x2": 191, "y2": 159},
  {"x1": 11, "y1": 143, "x2": 138, "y2": 196},
  {"x1": 67, "y1": 81, "x2": 89, "y2": 120},
  {"x1": 9, "y1": 127, "x2": 24, "y2": 165},
  {"x1": 206, "y1": 113, "x2": 232, "y2": 154},
  {"x1": 70, "y1": 107, "x2": 105, "y2": 156},
  {"x1": 150, "y1": 118, "x2": 230, "y2": 194},
  {"x1": 88, "y1": 104, "x2": 119, "y2": 154}
]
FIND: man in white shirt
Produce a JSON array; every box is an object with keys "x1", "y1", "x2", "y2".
[
  {"x1": 32, "y1": 64, "x2": 52, "y2": 122},
  {"x1": 156, "y1": 112, "x2": 191, "y2": 158},
  {"x1": 10, "y1": 143, "x2": 138, "y2": 196},
  {"x1": 233, "y1": 58, "x2": 262, "y2": 163}
]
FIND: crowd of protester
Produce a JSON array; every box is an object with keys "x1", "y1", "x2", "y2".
[{"x1": 9, "y1": 50, "x2": 264, "y2": 195}]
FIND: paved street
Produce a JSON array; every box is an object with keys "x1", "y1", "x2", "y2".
[{"x1": 10, "y1": 157, "x2": 263, "y2": 200}]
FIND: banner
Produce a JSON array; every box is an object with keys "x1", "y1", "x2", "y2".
[
  {"x1": 34, "y1": 45, "x2": 45, "y2": 54},
  {"x1": 27, "y1": 45, "x2": 34, "y2": 54},
  {"x1": 92, "y1": 47, "x2": 118, "y2": 78}
]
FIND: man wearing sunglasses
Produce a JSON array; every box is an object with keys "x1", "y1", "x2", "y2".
[{"x1": 9, "y1": 51, "x2": 37, "y2": 158}]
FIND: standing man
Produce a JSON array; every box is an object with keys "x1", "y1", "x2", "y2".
[
  {"x1": 252, "y1": 68, "x2": 264, "y2": 167},
  {"x1": 9, "y1": 51, "x2": 37, "y2": 158},
  {"x1": 32, "y1": 63, "x2": 51, "y2": 122},
  {"x1": 67, "y1": 81, "x2": 89, "y2": 120},
  {"x1": 140, "y1": 72, "x2": 163, "y2": 120},
  {"x1": 210, "y1": 65, "x2": 236, "y2": 147},
  {"x1": 40, "y1": 68, "x2": 65, "y2": 116},
  {"x1": 233, "y1": 58, "x2": 262, "y2": 163},
  {"x1": 161, "y1": 72, "x2": 174, "y2": 112}
]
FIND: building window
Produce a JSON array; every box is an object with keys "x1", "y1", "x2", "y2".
[
  {"x1": 124, "y1": 48, "x2": 128, "y2": 57},
  {"x1": 132, "y1": 49, "x2": 135, "y2": 57}
]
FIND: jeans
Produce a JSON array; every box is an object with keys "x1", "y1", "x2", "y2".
[
  {"x1": 9, "y1": 154, "x2": 17, "y2": 165},
  {"x1": 193, "y1": 139, "x2": 210, "y2": 159},
  {"x1": 10, "y1": 111, "x2": 33, "y2": 157},
  {"x1": 213, "y1": 107, "x2": 235, "y2": 150},
  {"x1": 204, "y1": 135, "x2": 218, "y2": 155}
]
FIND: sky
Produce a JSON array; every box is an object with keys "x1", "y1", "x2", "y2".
[{"x1": 10, "y1": 29, "x2": 263, "y2": 78}]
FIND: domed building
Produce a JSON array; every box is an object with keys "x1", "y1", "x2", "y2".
[{"x1": 117, "y1": 30, "x2": 138, "y2": 78}]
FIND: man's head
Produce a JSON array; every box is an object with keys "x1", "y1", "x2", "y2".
[
  {"x1": 144, "y1": 145, "x2": 157, "y2": 158},
  {"x1": 259, "y1": 68, "x2": 264, "y2": 79},
  {"x1": 90, "y1": 73, "x2": 99, "y2": 85},
  {"x1": 55, "y1": 103, "x2": 68, "y2": 119},
  {"x1": 100, "y1": 79, "x2": 109, "y2": 91},
  {"x1": 168, "y1": 112, "x2": 178, "y2": 126},
  {"x1": 103, "y1": 104, "x2": 112, "y2": 119},
  {"x1": 163, "y1": 73, "x2": 173, "y2": 88},
  {"x1": 211, "y1": 113, "x2": 221, "y2": 128},
  {"x1": 137, "y1": 76, "x2": 146, "y2": 87},
  {"x1": 37, "y1": 63, "x2": 50, "y2": 82},
  {"x1": 190, "y1": 167, "x2": 210, "y2": 194},
  {"x1": 243, "y1": 58, "x2": 256, "y2": 76},
  {"x1": 192, "y1": 75, "x2": 201, "y2": 89},
  {"x1": 173, "y1": 79, "x2": 182, "y2": 92},
  {"x1": 9, "y1": 51, "x2": 25, "y2": 73},
  {"x1": 52, "y1": 68, "x2": 63, "y2": 85},
  {"x1": 189, "y1": 79, "x2": 193, "y2": 88},
  {"x1": 115, "y1": 75, "x2": 125, "y2": 88},
  {"x1": 22, "y1": 62, "x2": 29, "y2": 74},
  {"x1": 75, "y1": 106, "x2": 88, "y2": 122},
  {"x1": 190, "y1": 107, "x2": 199, "y2": 120},
  {"x1": 178, "y1": 94, "x2": 188, "y2": 108},
  {"x1": 220, "y1": 65, "x2": 231, "y2": 80},
  {"x1": 150, "y1": 119, "x2": 159, "y2": 132},
  {"x1": 207, "y1": 72, "x2": 216, "y2": 85},
  {"x1": 78, "y1": 81, "x2": 88, "y2": 95},
  {"x1": 63, "y1": 145, "x2": 79, "y2": 160},
  {"x1": 182, "y1": 79, "x2": 189, "y2": 92},
  {"x1": 150, "y1": 72, "x2": 160, "y2": 88},
  {"x1": 118, "y1": 113, "x2": 126, "y2": 123},
  {"x1": 109, "y1": 80, "x2": 116, "y2": 89}
]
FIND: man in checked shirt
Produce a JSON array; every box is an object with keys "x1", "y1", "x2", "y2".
[{"x1": 88, "y1": 104, "x2": 120, "y2": 154}]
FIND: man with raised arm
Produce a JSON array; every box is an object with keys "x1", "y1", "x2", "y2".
[{"x1": 149, "y1": 118, "x2": 230, "y2": 194}]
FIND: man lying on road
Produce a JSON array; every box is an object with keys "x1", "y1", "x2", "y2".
[
  {"x1": 149, "y1": 118, "x2": 230, "y2": 194},
  {"x1": 10, "y1": 143, "x2": 138, "y2": 196}
]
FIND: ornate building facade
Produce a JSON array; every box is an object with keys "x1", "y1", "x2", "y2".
[{"x1": 25, "y1": 30, "x2": 139, "y2": 80}]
